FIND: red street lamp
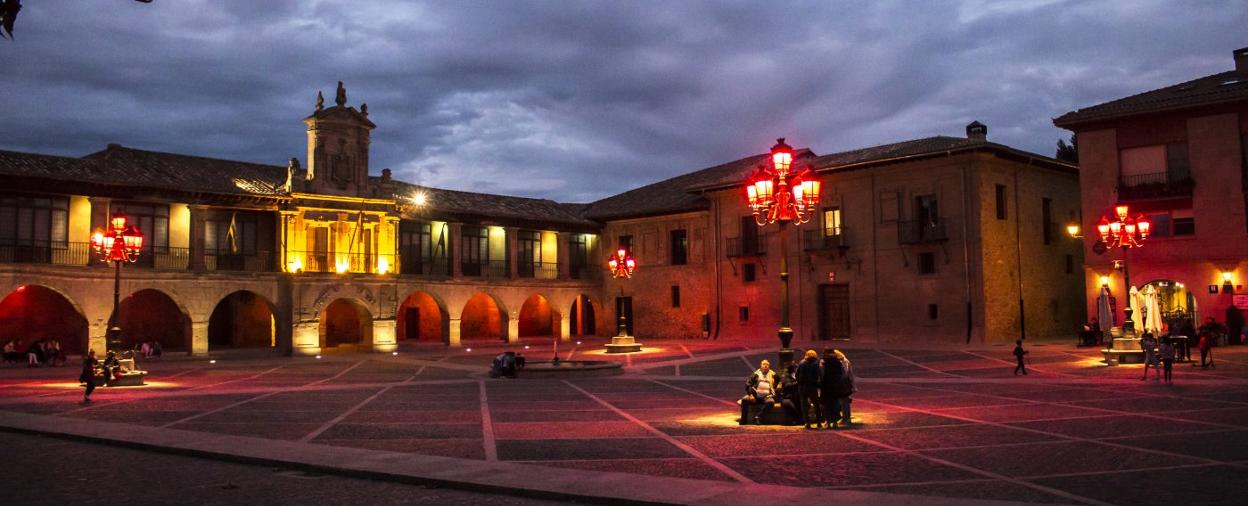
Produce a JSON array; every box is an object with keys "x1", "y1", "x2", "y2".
[
  {"x1": 1095, "y1": 205, "x2": 1150, "y2": 333},
  {"x1": 607, "y1": 247, "x2": 636, "y2": 279},
  {"x1": 742, "y1": 138, "x2": 820, "y2": 363},
  {"x1": 605, "y1": 247, "x2": 642, "y2": 353},
  {"x1": 91, "y1": 210, "x2": 144, "y2": 351}
]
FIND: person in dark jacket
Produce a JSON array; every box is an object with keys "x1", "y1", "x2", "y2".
[
  {"x1": 820, "y1": 349, "x2": 849, "y2": 429},
  {"x1": 774, "y1": 363, "x2": 802, "y2": 424},
  {"x1": 740, "y1": 360, "x2": 777, "y2": 425},
  {"x1": 79, "y1": 349, "x2": 97, "y2": 403},
  {"x1": 795, "y1": 349, "x2": 822, "y2": 429},
  {"x1": 1012, "y1": 339, "x2": 1028, "y2": 375}
]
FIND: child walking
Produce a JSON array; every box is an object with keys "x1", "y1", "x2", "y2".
[{"x1": 1013, "y1": 339, "x2": 1028, "y2": 375}]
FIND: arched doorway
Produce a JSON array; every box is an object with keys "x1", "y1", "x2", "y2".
[
  {"x1": 461, "y1": 292, "x2": 505, "y2": 341},
  {"x1": 569, "y1": 294, "x2": 597, "y2": 336},
  {"x1": 1140, "y1": 279, "x2": 1198, "y2": 334},
  {"x1": 208, "y1": 291, "x2": 276, "y2": 350},
  {"x1": 0, "y1": 285, "x2": 88, "y2": 356},
  {"x1": 518, "y1": 294, "x2": 556, "y2": 338},
  {"x1": 117, "y1": 289, "x2": 191, "y2": 352},
  {"x1": 397, "y1": 290, "x2": 447, "y2": 343},
  {"x1": 320, "y1": 299, "x2": 373, "y2": 348}
]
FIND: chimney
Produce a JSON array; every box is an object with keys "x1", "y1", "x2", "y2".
[
  {"x1": 966, "y1": 121, "x2": 987, "y2": 142},
  {"x1": 1235, "y1": 47, "x2": 1248, "y2": 78}
]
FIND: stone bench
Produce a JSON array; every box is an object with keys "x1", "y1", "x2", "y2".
[
  {"x1": 1102, "y1": 349, "x2": 1144, "y2": 366},
  {"x1": 740, "y1": 400, "x2": 801, "y2": 426}
]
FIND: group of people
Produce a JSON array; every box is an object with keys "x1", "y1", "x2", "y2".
[
  {"x1": 138, "y1": 340, "x2": 163, "y2": 359},
  {"x1": 489, "y1": 351, "x2": 527, "y2": 378},
  {"x1": 78, "y1": 349, "x2": 132, "y2": 402},
  {"x1": 1138, "y1": 333, "x2": 1178, "y2": 384},
  {"x1": 2, "y1": 338, "x2": 67, "y2": 367},
  {"x1": 739, "y1": 348, "x2": 855, "y2": 429}
]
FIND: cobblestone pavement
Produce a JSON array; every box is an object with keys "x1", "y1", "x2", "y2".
[{"x1": 2, "y1": 339, "x2": 1247, "y2": 505}]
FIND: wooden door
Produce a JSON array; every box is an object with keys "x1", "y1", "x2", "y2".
[{"x1": 818, "y1": 284, "x2": 851, "y2": 340}]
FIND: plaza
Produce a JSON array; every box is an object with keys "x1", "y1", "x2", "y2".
[{"x1": 2, "y1": 339, "x2": 1247, "y2": 505}]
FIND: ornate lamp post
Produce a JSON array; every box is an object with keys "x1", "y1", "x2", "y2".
[
  {"x1": 744, "y1": 138, "x2": 820, "y2": 365},
  {"x1": 91, "y1": 211, "x2": 144, "y2": 352},
  {"x1": 605, "y1": 247, "x2": 642, "y2": 353},
  {"x1": 1095, "y1": 205, "x2": 1150, "y2": 333}
]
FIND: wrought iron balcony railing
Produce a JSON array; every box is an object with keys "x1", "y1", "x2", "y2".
[
  {"x1": 400, "y1": 255, "x2": 451, "y2": 277},
  {"x1": 897, "y1": 220, "x2": 947, "y2": 244},
  {"x1": 462, "y1": 259, "x2": 508, "y2": 278},
  {"x1": 205, "y1": 250, "x2": 274, "y2": 272},
  {"x1": 518, "y1": 261, "x2": 559, "y2": 279},
  {"x1": 288, "y1": 250, "x2": 394, "y2": 274},
  {"x1": 726, "y1": 235, "x2": 766, "y2": 257},
  {"x1": 803, "y1": 227, "x2": 850, "y2": 251},
  {"x1": 1118, "y1": 170, "x2": 1194, "y2": 200},
  {"x1": 0, "y1": 240, "x2": 90, "y2": 266}
]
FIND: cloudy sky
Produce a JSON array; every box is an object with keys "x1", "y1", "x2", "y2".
[{"x1": 2, "y1": 1, "x2": 1245, "y2": 202}]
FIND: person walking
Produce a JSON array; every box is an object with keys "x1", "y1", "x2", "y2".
[
  {"x1": 1197, "y1": 332, "x2": 1214, "y2": 368},
  {"x1": 1012, "y1": 339, "x2": 1029, "y2": 375},
  {"x1": 79, "y1": 349, "x2": 98, "y2": 403},
  {"x1": 820, "y1": 349, "x2": 850, "y2": 429},
  {"x1": 795, "y1": 349, "x2": 823, "y2": 429},
  {"x1": 1159, "y1": 336, "x2": 1176, "y2": 385},
  {"x1": 833, "y1": 350, "x2": 856, "y2": 427}
]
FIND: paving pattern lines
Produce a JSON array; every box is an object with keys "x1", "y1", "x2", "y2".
[
  {"x1": 28, "y1": 365, "x2": 208, "y2": 399},
  {"x1": 479, "y1": 379, "x2": 498, "y2": 461},
  {"x1": 873, "y1": 350, "x2": 963, "y2": 377},
  {"x1": 54, "y1": 364, "x2": 291, "y2": 415},
  {"x1": 958, "y1": 350, "x2": 1074, "y2": 377},
  {"x1": 299, "y1": 385, "x2": 398, "y2": 443},
  {"x1": 641, "y1": 377, "x2": 1113, "y2": 505},
  {"x1": 561, "y1": 379, "x2": 755, "y2": 484}
]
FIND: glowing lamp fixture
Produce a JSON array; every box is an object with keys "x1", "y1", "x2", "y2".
[
  {"x1": 1222, "y1": 271, "x2": 1234, "y2": 283},
  {"x1": 1222, "y1": 271, "x2": 1235, "y2": 293},
  {"x1": 1099, "y1": 275, "x2": 1110, "y2": 287},
  {"x1": 288, "y1": 257, "x2": 304, "y2": 273},
  {"x1": 335, "y1": 259, "x2": 349, "y2": 274},
  {"x1": 1066, "y1": 222, "x2": 1081, "y2": 238},
  {"x1": 608, "y1": 247, "x2": 636, "y2": 279},
  {"x1": 1095, "y1": 205, "x2": 1149, "y2": 249},
  {"x1": 91, "y1": 210, "x2": 144, "y2": 264},
  {"x1": 745, "y1": 138, "x2": 820, "y2": 226},
  {"x1": 377, "y1": 256, "x2": 390, "y2": 275}
]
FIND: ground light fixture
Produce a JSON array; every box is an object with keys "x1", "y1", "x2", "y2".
[
  {"x1": 91, "y1": 209, "x2": 144, "y2": 352},
  {"x1": 1095, "y1": 205, "x2": 1150, "y2": 332},
  {"x1": 743, "y1": 138, "x2": 821, "y2": 365}
]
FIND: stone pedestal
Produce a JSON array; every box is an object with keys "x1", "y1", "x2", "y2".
[
  {"x1": 604, "y1": 334, "x2": 642, "y2": 353},
  {"x1": 372, "y1": 319, "x2": 397, "y2": 353}
]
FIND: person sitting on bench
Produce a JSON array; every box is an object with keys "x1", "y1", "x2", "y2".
[{"x1": 739, "y1": 359, "x2": 777, "y2": 425}]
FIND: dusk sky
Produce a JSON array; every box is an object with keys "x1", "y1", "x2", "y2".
[{"x1": 2, "y1": 1, "x2": 1245, "y2": 203}]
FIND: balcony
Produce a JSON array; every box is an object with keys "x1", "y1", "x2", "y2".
[
  {"x1": 131, "y1": 246, "x2": 190, "y2": 270},
  {"x1": 290, "y1": 251, "x2": 392, "y2": 274},
  {"x1": 518, "y1": 261, "x2": 558, "y2": 280},
  {"x1": 897, "y1": 220, "x2": 947, "y2": 244},
  {"x1": 1118, "y1": 170, "x2": 1194, "y2": 201},
  {"x1": 462, "y1": 259, "x2": 508, "y2": 278},
  {"x1": 400, "y1": 255, "x2": 451, "y2": 276},
  {"x1": 0, "y1": 241, "x2": 90, "y2": 266},
  {"x1": 726, "y1": 235, "x2": 766, "y2": 257},
  {"x1": 205, "y1": 250, "x2": 274, "y2": 272},
  {"x1": 803, "y1": 228, "x2": 850, "y2": 251},
  {"x1": 569, "y1": 264, "x2": 596, "y2": 280}
]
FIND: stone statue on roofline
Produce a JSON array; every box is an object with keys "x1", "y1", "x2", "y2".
[
  {"x1": 335, "y1": 81, "x2": 347, "y2": 107},
  {"x1": 315, "y1": 91, "x2": 324, "y2": 112}
]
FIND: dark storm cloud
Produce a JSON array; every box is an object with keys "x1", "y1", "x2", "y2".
[{"x1": 1, "y1": 0, "x2": 1245, "y2": 202}]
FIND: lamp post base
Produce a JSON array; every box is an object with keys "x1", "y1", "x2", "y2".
[{"x1": 605, "y1": 334, "x2": 643, "y2": 354}]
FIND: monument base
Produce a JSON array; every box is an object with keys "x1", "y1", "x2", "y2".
[{"x1": 604, "y1": 334, "x2": 643, "y2": 354}]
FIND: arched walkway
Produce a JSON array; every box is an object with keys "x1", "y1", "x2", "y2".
[
  {"x1": 320, "y1": 298, "x2": 373, "y2": 348},
  {"x1": 518, "y1": 294, "x2": 557, "y2": 338},
  {"x1": 397, "y1": 290, "x2": 447, "y2": 343},
  {"x1": 569, "y1": 294, "x2": 597, "y2": 336},
  {"x1": 461, "y1": 292, "x2": 505, "y2": 341},
  {"x1": 117, "y1": 289, "x2": 192, "y2": 351},
  {"x1": 0, "y1": 285, "x2": 88, "y2": 356},
  {"x1": 208, "y1": 291, "x2": 277, "y2": 350}
]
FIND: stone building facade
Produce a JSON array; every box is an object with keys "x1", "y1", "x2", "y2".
[
  {"x1": 0, "y1": 83, "x2": 1082, "y2": 356},
  {"x1": 1054, "y1": 47, "x2": 1248, "y2": 336}
]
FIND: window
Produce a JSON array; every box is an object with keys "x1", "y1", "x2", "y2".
[
  {"x1": 206, "y1": 213, "x2": 258, "y2": 255},
  {"x1": 928, "y1": 304, "x2": 938, "y2": 320},
  {"x1": 738, "y1": 306, "x2": 749, "y2": 323},
  {"x1": 1042, "y1": 198, "x2": 1053, "y2": 245},
  {"x1": 1172, "y1": 210, "x2": 1195, "y2": 236},
  {"x1": 916, "y1": 195, "x2": 938, "y2": 226},
  {"x1": 400, "y1": 221, "x2": 433, "y2": 273},
  {"x1": 308, "y1": 226, "x2": 330, "y2": 271},
  {"x1": 918, "y1": 252, "x2": 936, "y2": 274},
  {"x1": 671, "y1": 285, "x2": 680, "y2": 308},
  {"x1": 1065, "y1": 254, "x2": 1074, "y2": 274},
  {"x1": 670, "y1": 229, "x2": 687, "y2": 265},
  {"x1": 517, "y1": 230, "x2": 541, "y2": 277},
  {"x1": 618, "y1": 234, "x2": 632, "y2": 250},
  {"x1": 0, "y1": 195, "x2": 68, "y2": 247},
  {"x1": 995, "y1": 185, "x2": 1007, "y2": 220},
  {"x1": 1119, "y1": 143, "x2": 1189, "y2": 182},
  {"x1": 111, "y1": 202, "x2": 168, "y2": 251},
  {"x1": 740, "y1": 216, "x2": 760, "y2": 255},
  {"x1": 461, "y1": 226, "x2": 488, "y2": 275},
  {"x1": 823, "y1": 207, "x2": 842, "y2": 236},
  {"x1": 743, "y1": 262, "x2": 756, "y2": 282},
  {"x1": 568, "y1": 234, "x2": 590, "y2": 279}
]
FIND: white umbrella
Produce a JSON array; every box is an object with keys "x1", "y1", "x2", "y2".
[{"x1": 1143, "y1": 285, "x2": 1163, "y2": 334}]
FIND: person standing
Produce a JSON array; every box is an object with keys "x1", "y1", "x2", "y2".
[
  {"x1": 795, "y1": 350, "x2": 823, "y2": 429},
  {"x1": 1197, "y1": 332, "x2": 1214, "y2": 368},
  {"x1": 79, "y1": 349, "x2": 98, "y2": 403},
  {"x1": 1012, "y1": 339, "x2": 1028, "y2": 375},
  {"x1": 1140, "y1": 333, "x2": 1159, "y2": 380},
  {"x1": 820, "y1": 349, "x2": 848, "y2": 429},
  {"x1": 834, "y1": 350, "x2": 856, "y2": 427},
  {"x1": 1159, "y1": 337, "x2": 1176, "y2": 385}
]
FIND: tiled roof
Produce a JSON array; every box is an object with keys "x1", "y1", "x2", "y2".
[
  {"x1": 77, "y1": 144, "x2": 290, "y2": 196},
  {"x1": 1054, "y1": 70, "x2": 1248, "y2": 127},
  {"x1": 385, "y1": 179, "x2": 598, "y2": 228},
  {"x1": 812, "y1": 136, "x2": 981, "y2": 169},
  {"x1": 0, "y1": 149, "x2": 102, "y2": 183}
]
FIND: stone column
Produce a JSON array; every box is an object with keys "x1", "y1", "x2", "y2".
[
  {"x1": 506, "y1": 227, "x2": 519, "y2": 279},
  {"x1": 560, "y1": 312, "x2": 571, "y2": 342},
  {"x1": 447, "y1": 318, "x2": 462, "y2": 347},
  {"x1": 372, "y1": 318, "x2": 397, "y2": 353},
  {"x1": 190, "y1": 321, "x2": 209, "y2": 356},
  {"x1": 88, "y1": 318, "x2": 108, "y2": 354},
  {"x1": 449, "y1": 223, "x2": 463, "y2": 277},
  {"x1": 292, "y1": 321, "x2": 321, "y2": 356},
  {"x1": 189, "y1": 205, "x2": 208, "y2": 272},
  {"x1": 506, "y1": 312, "x2": 519, "y2": 344},
  {"x1": 556, "y1": 231, "x2": 571, "y2": 279}
]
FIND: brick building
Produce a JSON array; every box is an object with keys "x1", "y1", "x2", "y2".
[
  {"x1": 1054, "y1": 47, "x2": 1248, "y2": 337},
  {"x1": 0, "y1": 83, "x2": 1082, "y2": 356},
  {"x1": 585, "y1": 123, "x2": 1082, "y2": 345}
]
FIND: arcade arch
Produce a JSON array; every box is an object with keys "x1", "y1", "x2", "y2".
[
  {"x1": 518, "y1": 293, "x2": 558, "y2": 338},
  {"x1": 569, "y1": 294, "x2": 598, "y2": 337},
  {"x1": 117, "y1": 288, "x2": 191, "y2": 352},
  {"x1": 0, "y1": 285, "x2": 88, "y2": 356},
  {"x1": 397, "y1": 290, "x2": 448, "y2": 343},
  {"x1": 461, "y1": 291, "x2": 506, "y2": 341},
  {"x1": 208, "y1": 291, "x2": 277, "y2": 349},
  {"x1": 320, "y1": 298, "x2": 373, "y2": 348}
]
